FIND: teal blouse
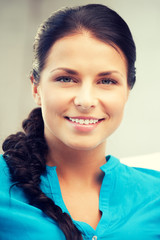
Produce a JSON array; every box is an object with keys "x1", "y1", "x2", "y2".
[{"x1": 0, "y1": 154, "x2": 160, "y2": 240}]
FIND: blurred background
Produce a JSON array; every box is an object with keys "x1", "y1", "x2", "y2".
[{"x1": 0, "y1": 0, "x2": 160, "y2": 159}]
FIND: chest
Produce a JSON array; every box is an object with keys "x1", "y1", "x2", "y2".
[
  {"x1": 61, "y1": 187, "x2": 102, "y2": 230},
  {"x1": 42, "y1": 166, "x2": 160, "y2": 238}
]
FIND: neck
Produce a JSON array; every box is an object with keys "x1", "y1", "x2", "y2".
[{"x1": 46, "y1": 141, "x2": 106, "y2": 187}]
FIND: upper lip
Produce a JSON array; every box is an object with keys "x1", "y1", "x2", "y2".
[{"x1": 65, "y1": 116, "x2": 105, "y2": 120}]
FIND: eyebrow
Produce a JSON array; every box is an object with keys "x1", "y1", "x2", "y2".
[
  {"x1": 50, "y1": 68, "x2": 78, "y2": 75},
  {"x1": 50, "y1": 67, "x2": 124, "y2": 78}
]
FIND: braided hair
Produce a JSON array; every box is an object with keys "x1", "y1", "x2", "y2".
[{"x1": 3, "y1": 108, "x2": 82, "y2": 239}]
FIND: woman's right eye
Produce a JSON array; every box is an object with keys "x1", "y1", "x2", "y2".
[{"x1": 55, "y1": 76, "x2": 74, "y2": 83}]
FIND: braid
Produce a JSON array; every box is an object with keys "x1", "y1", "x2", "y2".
[{"x1": 2, "y1": 108, "x2": 83, "y2": 240}]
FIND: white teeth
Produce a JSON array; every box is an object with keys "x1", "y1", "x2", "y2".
[{"x1": 69, "y1": 118, "x2": 99, "y2": 125}]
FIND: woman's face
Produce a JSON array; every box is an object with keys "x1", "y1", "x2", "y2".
[{"x1": 32, "y1": 33, "x2": 129, "y2": 151}]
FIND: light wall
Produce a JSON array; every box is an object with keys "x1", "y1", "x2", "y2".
[{"x1": 0, "y1": 0, "x2": 160, "y2": 158}]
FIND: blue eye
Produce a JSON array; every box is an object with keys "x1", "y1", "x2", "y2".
[
  {"x1": 56, "y1": 76, "x2": 74, "y2": 82},
  {"x1": 100, "y1": 79, "x2": 117, "y2": 85}
]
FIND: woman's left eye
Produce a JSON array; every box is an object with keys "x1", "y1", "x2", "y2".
[{"x1": 99, "y1": 78, "x2": 117, "y2": 85}]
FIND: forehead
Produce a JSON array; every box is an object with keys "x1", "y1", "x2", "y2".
[{"x1": 43, "y1": 33, "x2": 127, "y2": 75}]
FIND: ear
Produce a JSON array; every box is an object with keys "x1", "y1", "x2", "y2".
[{"x1": 30, "y1": 75, "x2": 42, "y2": 106}]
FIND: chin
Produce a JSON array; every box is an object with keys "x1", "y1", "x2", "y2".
[{"x1": 67, "y1": 139, "x2": 105, "y2": 151}]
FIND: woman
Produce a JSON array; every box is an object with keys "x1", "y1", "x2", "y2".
[{"x1": 1, "y1": 4, "x2": 160, "y2": 240}]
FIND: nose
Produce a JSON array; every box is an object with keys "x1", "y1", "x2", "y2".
[{"x1": 74, "y1": 84, "x2": 98, "y2": 112}]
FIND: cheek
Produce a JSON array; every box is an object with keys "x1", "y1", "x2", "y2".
[
  {"x1": 102, "y1": 92, "x2": 127, "y2": 117},
  {"x1": 40, "y1": 90, "x2": 70, "y2": 117}
]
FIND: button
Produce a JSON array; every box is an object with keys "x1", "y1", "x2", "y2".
[{"x1": 92, "y1": 236, "x2": 97, "y2": 240}]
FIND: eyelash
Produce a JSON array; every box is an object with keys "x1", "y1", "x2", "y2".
[
  {"x1": 98, "y1": 78, "x2": 117, "y2": 85},
  {"x1": 55, "y1": 76, "x2": 76, "y2": 83},
  {"x1": 55, "y1": 76, "x2": 117, "y2": 85}
]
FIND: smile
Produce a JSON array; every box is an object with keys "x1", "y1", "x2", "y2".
[
  {"x1": 65, "y1": 116, "x2": 105, "y2": 125},
  {"x1": 68, "y1": 117, "x2": 99, "y2": 125},
  {"x1": 64, "y1": 116, "x2": 105, "y2": 133}
]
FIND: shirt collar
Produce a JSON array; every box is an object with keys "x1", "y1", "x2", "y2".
[
  {"x1": 100, "y1": 155, "x2": 120, "y2": 173},
  {"x1": 46, "y1": 155, "x2": 120, "y2": 173}
]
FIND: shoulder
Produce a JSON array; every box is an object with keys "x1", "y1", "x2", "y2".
[
  {"x1": 108, "y1": 154, "x2": 160, "y2": 179},
  {"x1": 0, "y1": 155, "x2": 66, "y2": 240},
  {"x1": 0, "y1": 154, "x2": 17, "y2": 200},
  {"x1": 0, "y1": 154, "x2": 11, "y2": 185},
  {"x1": 107, "y1": 155, "x2": 160, "y2": 198},
  {"x1": 104, "y1": 156, "x2": 160, "y2": 217},
  {"x1": 120, "y1": 160, "x2": 160, "y2": 183},
  {"x1": 119, "y1": 157, "x2": 160, "y2": 184},
  {"x1": 118, "y1": 160, "x2": 160, "y2": 200},
  {"x1": 0, "y1": 154, "x2": 30, "y2": 203}
]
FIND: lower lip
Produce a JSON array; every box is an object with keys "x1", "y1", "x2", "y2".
[{"x1": 66, "y1": 119, "x2": 102, "y2": 132}]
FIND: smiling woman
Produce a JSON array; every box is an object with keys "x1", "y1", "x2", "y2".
[
  {"x1": 34, "y1": 34, "x2": 129, "y2": 151},
  {"x1": 1, "y1": 3, "x2": 160, "y2": 240}
]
